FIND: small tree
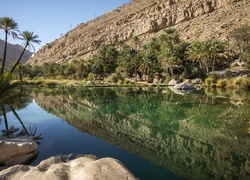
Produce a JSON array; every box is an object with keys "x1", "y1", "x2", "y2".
[
  {"x1": 0, "y1": 17, "x2": 19, "y2": 75},
  {"x1": 10, "y1": 31, "x2": 41, "y2": 73}
]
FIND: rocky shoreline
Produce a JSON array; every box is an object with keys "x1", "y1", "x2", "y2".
[{"x1": 0, "y1": 138, "x2": 137, "y2": 179}]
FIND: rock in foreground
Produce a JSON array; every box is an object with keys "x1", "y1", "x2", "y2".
[
  {"x1": 0, "y1": 136, "x2": 38, "y2": 166},
  {"x1": 0, "y1": 155, "x2": 137, "y2": 180}
]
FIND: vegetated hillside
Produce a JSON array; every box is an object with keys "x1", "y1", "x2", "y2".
[
  {"x1": 0, "y1": 39, "x2": 32, "y2": 67},
  {"x1": 28, "y1": 0, "x2": 250, "y2": 65}
]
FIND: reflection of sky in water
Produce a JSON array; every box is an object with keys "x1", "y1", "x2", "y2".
[{"x1": 0, "y1": 101, "x2": 183, "y2": 180}]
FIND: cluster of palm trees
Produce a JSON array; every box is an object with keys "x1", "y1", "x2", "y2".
[
  {"x1": 0, "y1": 17, "x2": 41, "y2": 80},
  {"x1": 20, "y1": 28, "x2": 228, "y2": 82},
  {"x1": 0, "y1": 16, "x2": 41, "y2": 112},
  {"x1": 0, "y1": 17, "x2": 42, "y2": 138},
  {"x1": 11, "y1": 23, "x2": 250, "y2": 84}
]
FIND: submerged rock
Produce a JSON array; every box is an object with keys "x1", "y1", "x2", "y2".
[
  {"x1": 169, "y1": 86, "x2": 195, "y2": 95},
  {"x1": 0, "y1": 154, "x2": 137, "y2": 180}
]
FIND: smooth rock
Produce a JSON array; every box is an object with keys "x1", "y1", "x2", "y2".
[
  {"x1": 0, "y1": 136, "x2": 38, "y2": 166},
  {"x1": 0, "y1": 155, "x2": 137, "y2": 180},
  {"x1": 168, "y1": 79, "x2": 181, "y2": 86}
]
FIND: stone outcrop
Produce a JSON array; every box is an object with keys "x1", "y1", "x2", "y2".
[
  {"x1": 0, "y1": 155, "x2": 137, "y2": 180},
  {"x1": 29, "y1": 0, "x2": 250, "y2": 65}
]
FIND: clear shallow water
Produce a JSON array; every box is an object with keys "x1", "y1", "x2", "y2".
[{"x1": 1, "y1": 86, "x2": 250, "y2": 179}]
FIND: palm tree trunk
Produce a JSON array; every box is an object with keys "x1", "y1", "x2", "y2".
[
  {"x1": 10, "y1": 106, "x2": 29, "y2": 135},
  {"x1": 19, "y1": 70, "x2": 23, "y2": 82},
  {"x1": 134, "y1": 66, "x2": 137, "y2": 82},
  {"x1": 147, "y1": 67, "x2": 150, "y2": 83},
  {"x1": 1, "y1": 32, "x2": 8, "y2": 75},
  {"x1": 10, "y1": 44, "x2": 28, "y2": 73},
  {"x1": 1, "y1": 106, "x2": 8, "y2": 130},
  {"x1": 212, "y1": 59, "x2": 215, "y2": 73}
]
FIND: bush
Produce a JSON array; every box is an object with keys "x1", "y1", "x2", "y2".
[
  {"x1": 124, "y1": 78, "x2": 132, "y2": 85},
  {"x1": 205, "y1": 77, "x2": 214, "y2": 87},
  {"x1": 216, "y1": 79, "x2": 228, "y2": 88},
  {"x1": 87, "y1": 73, "x2": 95, "y2": 81},
  {"x1": 117, "y1": 79, "x2": 123, "y2": 85},
  {"x1": 234, "y1": 77, "x2": 250, "y2": 89}
]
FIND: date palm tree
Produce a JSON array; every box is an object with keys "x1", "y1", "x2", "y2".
[
  {"x1": 0, "y1": 17, "x2": 19, "y2": 75},
  {"x1": 186, "y1": 41, "x2": 209, "y2": 73},
  {"x1": 186, "y1": 39, "x2": 226, "y2": 73},
  {"x1": 141, "y1": 50, "x2": 157, "y2": 82},
  {"x1": 10, "y1": 31, "x2": 41, "y2": 73},
  {"x1": 206, "y1": 39, "x2": 227, "y2": 72},
  {"x1": 159, "y1": 28, "x2": 180, "y2": 48}
]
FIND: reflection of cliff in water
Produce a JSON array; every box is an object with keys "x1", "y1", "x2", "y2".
[{"x1": 31, "y1": 87, "x2": 250, "y2": 179}]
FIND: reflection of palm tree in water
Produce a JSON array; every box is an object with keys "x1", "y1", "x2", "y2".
[
  {"x1": 1, "y1": 105, "x2": 42, "y2": 140},
  {"x1": 0, "y1": 75, "x2": 42, "y2": 140}
]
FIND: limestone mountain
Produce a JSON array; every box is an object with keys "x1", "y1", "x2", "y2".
[
  {"x1": 0, "y1": 39, "x2": 32, "y2": 67},
  {"x1": 28, "y1": 0, "x2": 250, "y2": 65}
]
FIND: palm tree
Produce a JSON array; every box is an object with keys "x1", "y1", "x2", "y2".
[
  {"x1": 118, "y1": 46, "x2": 139, "y2": 80},
  {"x1": 141, "y1": 50, "x2": 157, "y2": 82},
  {"x1": 186, "y1": 39, "x2": 227, "y2": 73},
  {"x1": 186, "y1": 41, "x2": 209, "y2": 73},
  {"x1": 132, "y1": 36, "x2": 141, "y2": 50},
  {"x1": 159, "y1": 44, "x2": 183, "y2": 77},
  {"x1": 206, "y1": 39, "x2": 227, "y2": 72},
  {"x1": 0, "y1": 17, "x2": 19, "y2": 75},
  {"x1": 159, "y1": 28, "x2": 180, "y2": 48},
  {"x1": 10, "y1": 31, "x2": 41, "y2": 73}
]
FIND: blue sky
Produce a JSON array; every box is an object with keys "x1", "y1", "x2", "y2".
[{"x1": 0, "y1": 0, "x2": 131, "y2": 52}]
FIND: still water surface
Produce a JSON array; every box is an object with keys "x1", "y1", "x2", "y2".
[{"x1": 1, "y1": 86, "x2": 250, "y2": 179}]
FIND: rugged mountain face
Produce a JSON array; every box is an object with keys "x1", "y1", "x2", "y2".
[
  {"x1": 29, "y1": 0, "x2": 250, "y2": 65},
  {"x1": 0, "y1": 39, "x2": 32, "y2": 67}
]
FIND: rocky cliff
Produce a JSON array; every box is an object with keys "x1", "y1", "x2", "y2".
[{"x1": 29, "y1": 0, "x2": 250, "y2": 65}]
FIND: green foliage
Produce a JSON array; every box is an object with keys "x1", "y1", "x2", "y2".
[
  {"x1": 205, "y1": 78, "x2": 215, "y2": 87},
  {"x1": 234, "y1": 77, "x2": 250, "y2": 89},
  {"x1": 186, "y1": 39, "x2": 227, "y2": 73},
  {"x1": 0, "y1": 17, "x2": 19, "y2": 75},
  {"x1": 216, "y1": 79, "x2": 228, "y2": 88},
  {"x1": 87, "y1": 72, "x2": 95, "y2": 81}
]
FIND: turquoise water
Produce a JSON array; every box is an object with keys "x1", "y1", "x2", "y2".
[{"x1": 1, "y1": 87, "x2": 250, "y2": 179}]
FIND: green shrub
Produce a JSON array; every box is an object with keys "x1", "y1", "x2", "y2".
[
  {"x1": 235, "y1": 77, "x2": 250, "y2": 89},
  {"x1": 216, "y1": 79, "x2": 227, "y2": 88},
  {"x1": 205, "y1": 77, "x2": 214, "y2": 86},
  {"x1": 124, "y1": 78, "x2": 132, "y2": 85},
  {"x1": 117, "y1": 79, "x2": 123, "y2": 85},
  {"x1": 87, "y1": 73, "x2": 95, "y2": 81}
]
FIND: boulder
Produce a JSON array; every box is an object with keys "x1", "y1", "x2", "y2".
[
  {"x1": 86, "y1": 81, "x2": 95, "y2": 85},
  {"x1": 0, "y1": 136, "x2": 38, "y2": 166},
  {"x1": 191, "y1": 78, "x2": 203, "y2": 84},
  {"x1": 0, "y1": 154, "x2": 137, "y2": 180},
  {"x1": 168, "y1": 79, "x2": 181, "y2": 86},
  {"x1": 66, "y1": 81, "x2": 80, "y2": 87}
]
